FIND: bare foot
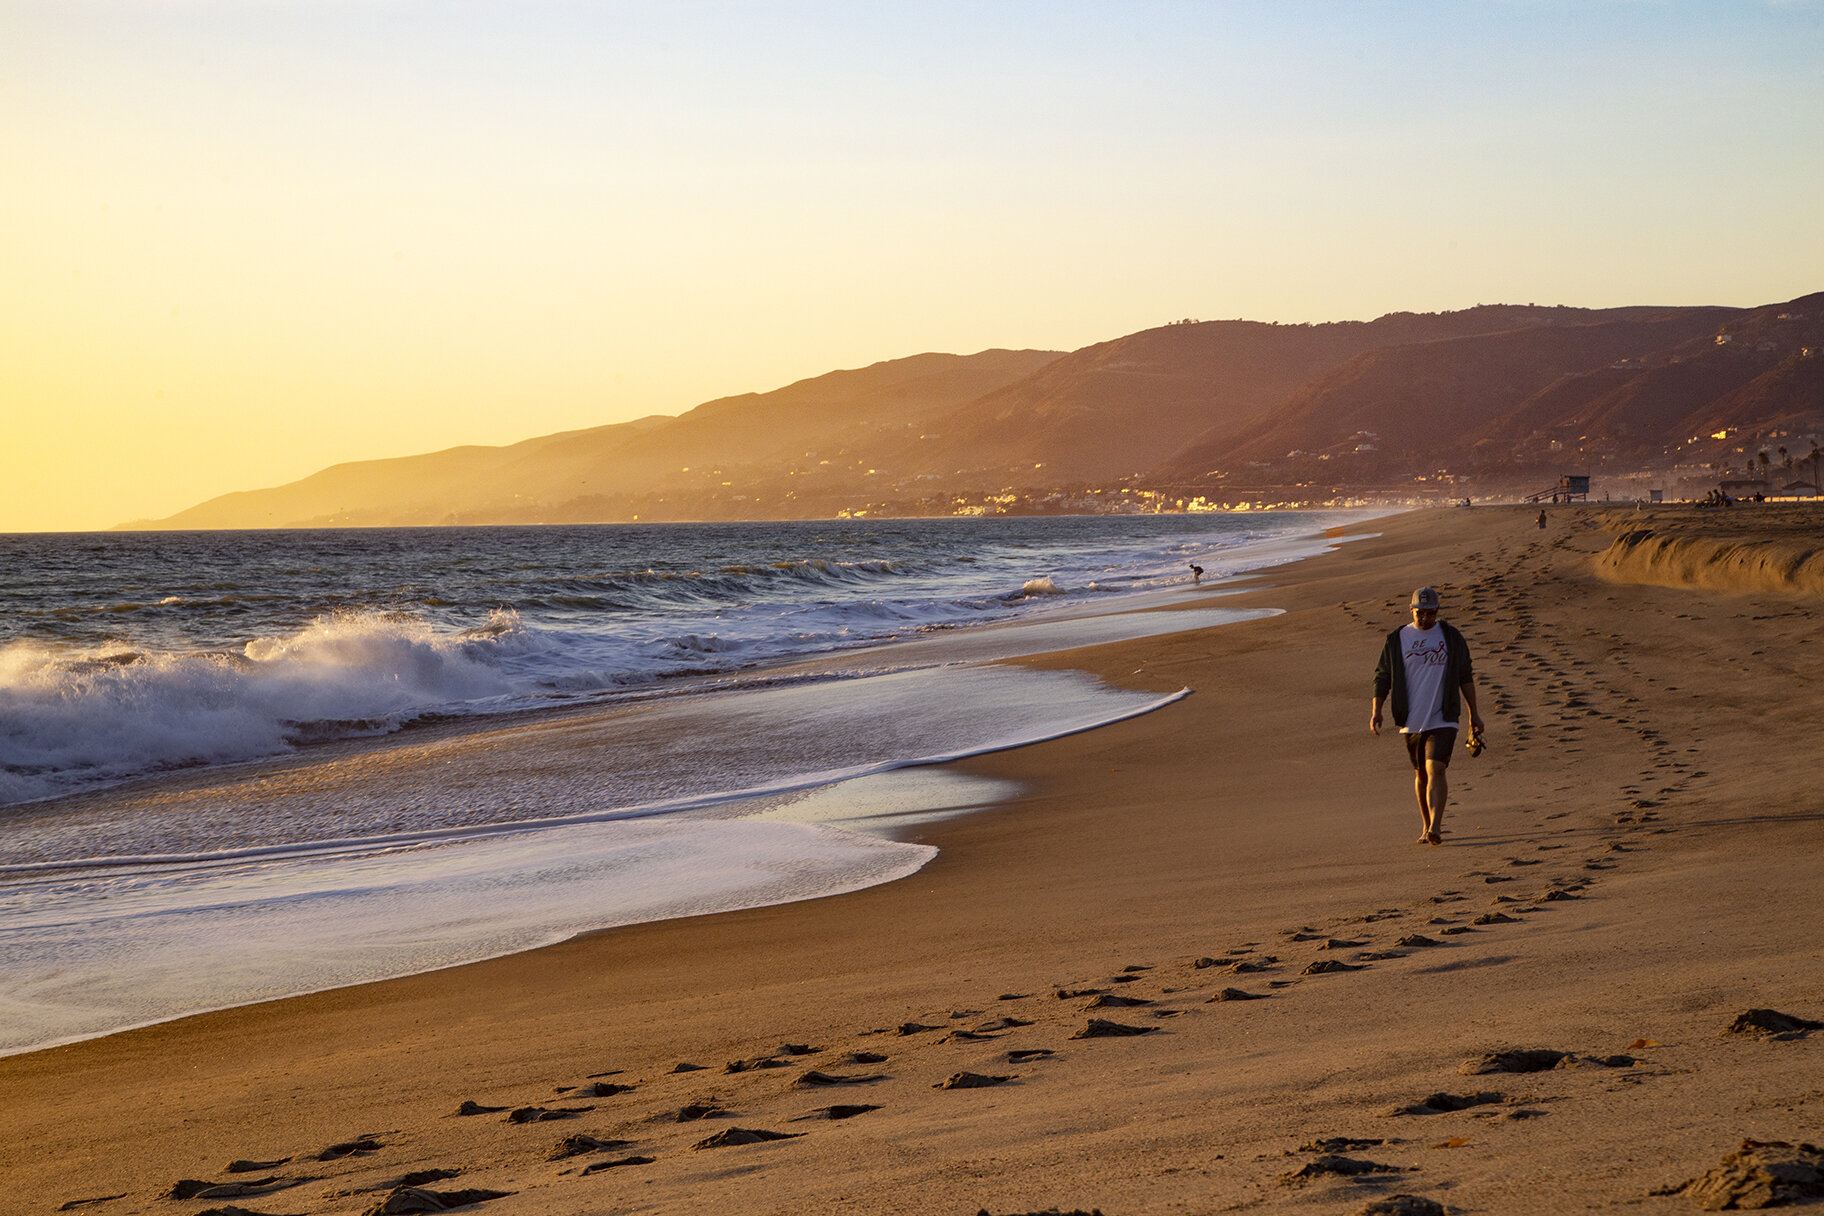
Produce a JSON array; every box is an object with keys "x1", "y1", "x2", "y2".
[{"x1": 1427, "y1": 831, "x2": 1443, "y2": 846}]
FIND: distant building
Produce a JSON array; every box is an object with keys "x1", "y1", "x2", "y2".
[{"x1": 1780, "y1": 481, "x2": 1819, "y2": 498}]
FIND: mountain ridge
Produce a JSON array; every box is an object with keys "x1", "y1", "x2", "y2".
[{"x1": 127, "y1": 293, "x2": 1824, "y2": 528}]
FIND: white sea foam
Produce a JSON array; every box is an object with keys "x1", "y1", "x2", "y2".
[{"x1": 0, "y1": 612, "x2": 527, "y2": 805}]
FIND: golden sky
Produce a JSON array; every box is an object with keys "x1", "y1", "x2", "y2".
[{"x1": 4, "y1": 1, "x2": 1822, "y2": 531}]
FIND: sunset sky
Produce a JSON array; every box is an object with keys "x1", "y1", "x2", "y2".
[{"x1": 4, "y1": 1, "x2": 1821, "y2": 532}]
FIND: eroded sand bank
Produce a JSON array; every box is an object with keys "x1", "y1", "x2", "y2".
[{"x1": 6, "y1": 504, "x2": 1821, "y2": 1215}]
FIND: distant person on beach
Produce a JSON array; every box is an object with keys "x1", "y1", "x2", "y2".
[
  {"x1": 1370, "y1": 586, "x2": 1485, "y2": 846},
  {"x1": 1537, "y1": 510, "x2": 1547, "y2": 529},
  {"x1": 1189, "y1": 563, "x2": 1203, "y2": 584}
]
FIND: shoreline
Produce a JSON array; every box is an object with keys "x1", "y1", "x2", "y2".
[{"x1": 7, "y1": 503, "x2": 1822, "y2": 1214}]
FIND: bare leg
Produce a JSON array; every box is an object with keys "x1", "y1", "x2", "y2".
[
  {"x1": 1413, "y1": 766, "x2": 1431, "y2": 842},
  {"x1": 1425, "y1": 759, "x2": 1449, "y2": 843}
]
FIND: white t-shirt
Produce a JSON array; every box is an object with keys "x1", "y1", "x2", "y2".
[{"x1": 1399, "y1": 623, "x2": 1455, "y2": 733}]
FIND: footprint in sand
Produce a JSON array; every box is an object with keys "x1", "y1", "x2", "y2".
[
  {"x1": 454, "y1": 1101, "x2": 509, "y2": 1116},
  {"x1": 1006, "y1": 1049, "x2": 1055, "y2": 1062},
  {"x1": 548, "y1": 1134, "x2": 634, "y2": 1161},
  {"x1": 317, "y1": 1137, "x2": 384, "y2": 1160},
  {"x1": 792, "y1": 1104, "x2": 881, "y2": 1121},
  {"x1": 1071, "y1": 1018, "x2": 1155, "y2": 1039},
  {"x1": 579, "y1": 1156, "x2": 655, "y2": 1175},
  {"x1": 1724, "y1": 1008, "x2": 1823, "y2": 1038},
  {"x1": 692, "y1": 1127, "x2": 803, "y2": 1149},
  {"x1": 367, "y1": 1185, "x2": 514, "y2": 1212},
  {"x1": 1279, "y1": 1155, "x2": 1410, "y2": 1184},
  {"x1": 1207, "y1": 988, "x2": 1264, "y2": 1002},
  {"x1": 1301, "y1": 960, "x2": 1363, "y2": 975},
  {"x1": 792, "y1": 1069, "x2": 889, "y2": 1088},
  {"x1": 1082, "y1": 994, "x2": 1152, "y2": 1009},
  {"x1": 224, "y1": 1157, "x2": 292, "y2": 1173},
  {"x1": 507, "y1": 1106, "x2": 594, "y2": 1123},
  {"x1": 1389, "y1": 1091, "x2": 1506, "y2": 1116},
  {"x1": 675, "y1": 1103, "x2": 725, "y2": 1122},
  {"x1": 935, "y1": 1072, "x2": 1014, "y2": 1089}
]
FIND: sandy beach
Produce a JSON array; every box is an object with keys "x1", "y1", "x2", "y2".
[{"x1": 7, "y1": 503, "x2": 1822, "y2": 1215}]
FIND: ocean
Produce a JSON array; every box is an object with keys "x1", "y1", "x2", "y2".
[{"x1": 0, "y1": 512, "x2": 1370, "y2": 1054}]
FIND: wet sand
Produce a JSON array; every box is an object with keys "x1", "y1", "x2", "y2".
[{"x1": 6, "y1": 503, "x2": 1822, "y2": 1215}]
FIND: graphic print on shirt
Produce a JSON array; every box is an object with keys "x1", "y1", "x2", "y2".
[{"x1": 1399, "y1": 624, "x2": 1454, "y2": 733}]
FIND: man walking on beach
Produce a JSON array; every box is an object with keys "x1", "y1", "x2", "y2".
[{"x1": 1370, "y1": 587, "x2": 1484, "y2": 845}]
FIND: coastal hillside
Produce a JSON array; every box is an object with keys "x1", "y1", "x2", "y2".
[
  {"x1": 140, "y1": 350, "x2": 1062, "y2": 528},
  {"x1": 129, "y1": 294, "x2": 1824, "y2": 528},
  {"x1": 1159, "y1": 293, "x2": 1824, "y2": 496}
]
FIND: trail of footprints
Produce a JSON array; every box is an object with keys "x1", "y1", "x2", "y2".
[
  {"x1": 83, "y1": 524, "x2": 1792, "y2": 1215},
  {"x1": 96, "y1": 845, "x2": 1649, "y2": 1216}
]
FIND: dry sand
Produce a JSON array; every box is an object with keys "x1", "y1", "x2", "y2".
[{"x1": 6, "y1": 503, "x2": 1822, "y2": 1215}]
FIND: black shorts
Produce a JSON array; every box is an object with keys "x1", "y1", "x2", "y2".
[{"x1": 1404, "y1": 728, "x2": 1457, "y2": 770}]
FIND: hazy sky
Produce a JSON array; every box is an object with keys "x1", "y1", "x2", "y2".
[{"x1": 4, "y1": 1, "x2": 1821, "y2": 531}]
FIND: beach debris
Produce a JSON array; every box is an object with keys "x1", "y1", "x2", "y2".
[
  {"x1": 935, "y1": 1071, "x2": 1014, "y2": 1089},
  {"x1": 316, "y1": 1137, "x2": 383, "y2": 1160},
  {"x1": 1392, "y1": 1091, "x2": 1505, "y2": 1115},
  {"x1": 1281, "y1": 1155, "x2": 1407, "y2": 1184},
  {"x1": 580, "y1": 1156, "x2": 655, "y2": 1175},
  {"x1": 362, "y1": 1187, "x2": 513, "y2": 1214},
  {"x1": 56, "y1": 1197, "x2": 126, "y2": 1212},
  {"x1": 793, "y1": 1069, "x2": 888, "y2": 1087},
  {"x1": 225, "y1": 1158, "x2": 291, "y2": 1173},
  {"x1": 1299, "y1": 1137, "x2": 1388, "y2": 1153},
  {"x1": 1302, "y1": 960, "x2": 1363, "y2": 976},
  {"x1": 1082, "y1": 994, "x2": 1152, "y2": 1008},
  {"x1": 691, "y1": 1127, "x2": 804, "y2": 1149},
  {"x1": 793, "y1": 1104, "x2": 881, "y2": 1121},
  {"x1": 1071, "y1": 1018, "x2": 1155, "y2": 1039},
  {"x1": 1725, "y1": 1008, "x2": 1823, "y2": 1038},
  {"x1": 452, "y1": 1100, "x2": 507, "y2": 1116},
  {"x1": 548, "y1": 1134, "x2": 634, "y2": 1161},
  {"x1": 974, "y1": 1017, "x2": 1033, "y2": 1032},
  {"x1": 506, "y1": 1105, "x2": 593, "y2": 1123},
  {"x1": 676, "y1": 1103, "x2": 725, "y2": 1122},
  {"x1": 577, "y1": 1081, "x2": 635, "y2": 1097},
  {"x1": 1208, "y1": 987, "x2": 1264, "y2": 1002},
  {"x1": 1007, "y1": 1049, "x2": 1055, "y2": 1063},
  {"x1": 1629, "y1": 1038, "x2": 1662, "y2": 1050},
  {"x1": 895, "y1": 1021, "x2": 941, "y2": 1035},
  {"x1": 1356, "y1": 1196, "x2": 1447, "y2": 1216},
  {"x1": 1653, "y1": 1139, "x2": 1824, "y2": 1209},
  {"x1": 1473, "y1": 912, "x2": 1521, "y2": 925}
]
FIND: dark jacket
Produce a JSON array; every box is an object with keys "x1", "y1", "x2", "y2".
[{"x1": 1374, "y1": 621, "x2": 1473, "y2": 729}]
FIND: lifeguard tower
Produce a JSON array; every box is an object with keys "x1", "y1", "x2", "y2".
[{"x1": 1527, "y1": 474, "x2": 1590, "y2": 504}]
